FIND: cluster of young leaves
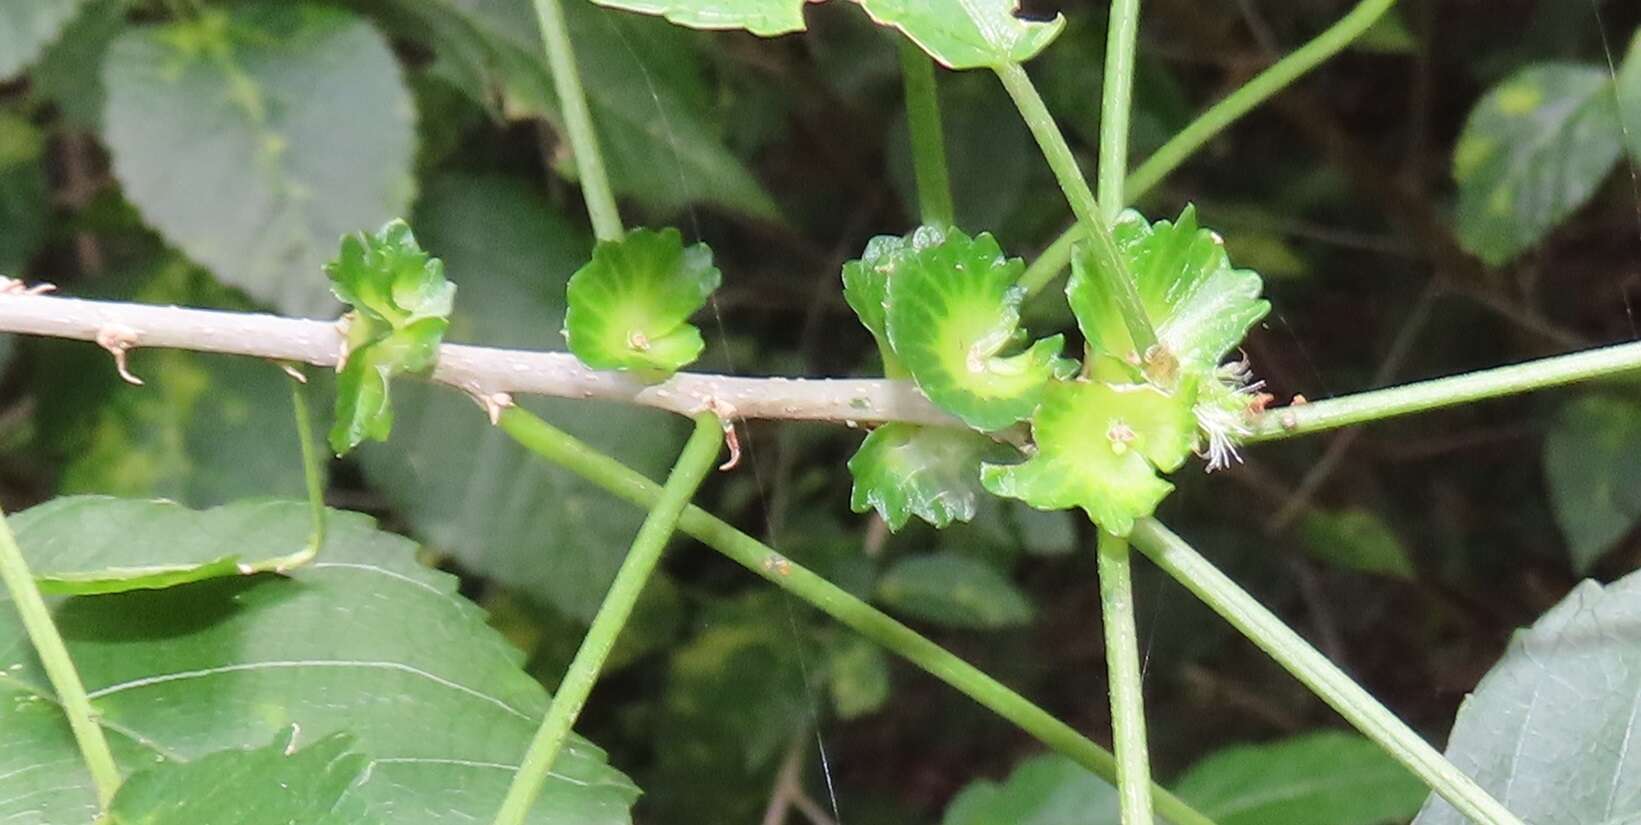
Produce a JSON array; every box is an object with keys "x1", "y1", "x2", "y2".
[
  {"x1": 844, "y1": 209, "x2": 1269, "y2": 537},
  {"x1": 326, "y1": 219, "x2": 455, "y2": 455}
]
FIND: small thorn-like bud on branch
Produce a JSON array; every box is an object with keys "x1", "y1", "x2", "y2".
[{"x1": 95, "y1": 323, "x2": 144, "y2": 386}]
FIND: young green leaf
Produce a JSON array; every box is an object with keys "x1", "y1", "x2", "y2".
[
  {"x1": 876, "y1": 552, "x2": 1034, "y2": 629},
  {"x1": 885, "y1": 228, "x2": 1072, "y2": 431},
  {"x1": 12, "y1": 497, "x2": 324, "y2": 594},
  {"x1": 1069, "y1": 206, "x2": 1269, "y2": 385},
  {"x1": 589, "y1": 0, "x2": 805, "y2": 36},
  {"x1": 563, "y1": 227, "x2": 721, "y2": 378},
  {"x1": 981, "y1": 379, "x2": 1195, "y2": 537},
  {"x1": 326, "y1": 218, "x2": 455, "y2": 455},
  {"x1": 1452, "y1": 64, "x2": 1623, "y2": 267},
  {"x1": 110, "y1": 729, "x2": 377, "y2": 825},
  {"x1": 857, "y1": 0, "x2": 1065, "y2": 70},
  {"x1": 0, "y1": 498, "x2": 639, "y2": 824},
  {"x1": 847, "y1": 423, "x2": 1014, "y2": 531},
  {"x1": 841, "y1": 227, "x2": 947, "y2": 377}
]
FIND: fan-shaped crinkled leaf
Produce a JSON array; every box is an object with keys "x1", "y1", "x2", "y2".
[
  {"x1": 1069, "y1": 206, "x2": 1269, "y2": 384},
  {"x1": 590, "y1": 0, "x2": 805, "y2": 36},
  {"x1": 564, "y1": 227, "x2": 720, "y2": 377},
  {"x1": 0, "y1": 497, "x2": 639, "y2": 825},
  {"x1": 856, "y1": 0, "x2": 1065, "y2": 70},
  {"x1": 1176, "y1": 732, "x2": 1426, "y2": 825},
  {"x1": 1413, "y1": 569, "x2": 1641, "y2": 825},
  {"x1": 841, "y1": 227, "x2": 946, "y2": 377},
  {"x1": 876, "y1": 552, "x2": 1034, "y2": 629},
  {"x1": 326, "y1": 219, "x2": 455, "y2": 455},
  {"x1": 102, "y1": 3, "x2": 416, "y2": 316},
  {"x1": 109, "y1": 729, "x2": 377, "y2": 825},
  {"x1": 1452, "y1": 64, "x2": 1623, "y2": 267},
  {"x1": 0, "y1": 0, "x2": 89, "y2": 80},
  {"x1": 11, "y1": 497, "x2": 323, "y2": 594},
  {"x1": 885, "y1": 229, "x2": 1071, "y2": 430},
  {"x1": 981, "y1": 379, "x2": 1195, "y2": 536},
  {"x1": 847, "y1": 423, "x2": 1014, "y2": 531}
]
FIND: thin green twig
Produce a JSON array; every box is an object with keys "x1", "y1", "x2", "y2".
[
  {"x1": 531, "y1": 0, "x2": 624, "y2": 242},
  {"x1": 0, "y1": 506, "x2": 122, "y2": 808},
  {"x1": 495, "y1": 407, "x2": 1218, "y2": 825},
  {"x1": 1097, "y1": 530, "x2": 1154, "y2": 825},
  {"x1": 898, "y1": 40, "x2": 954, "y2": 228},
  {"x1": 994, "y1": 62, "x2": 1158, "y2": 355},
  {"x1": 493, "y1": 411, "x2": 723, "y2": 825},
  {"x1": 1098, "y1": 0, "x2": 1143, "y2": 225},
  {"x1": 1247, "y1": 338, "x2": 1641, "y2": 442},
  {"x1": 1018, "y1": 0, "x2": 1399, "y2": 297},
  {"x1": 1131, "y1": 518, "x2": 1524, "y2": 825},
  {"x1": 266, "y1": 375, "x2": 326, "y2": 572}
]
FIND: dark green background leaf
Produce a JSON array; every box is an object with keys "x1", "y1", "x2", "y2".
[
  {"x1": 1543, "y1": 396, "x2": 1641, "y2": 573},
  {"x1": 876, "y1": 551, "x2": 1034, "y2": 629},
  {"x1": 1176, "y1": 731, "x2": 1426, "y2": 825},
  {"x1": 103, "y1": 3, "x2": 416, "y2": 316},
  {"x1": 943, "y1": 753, "x2": 1118, "y2": 825}
]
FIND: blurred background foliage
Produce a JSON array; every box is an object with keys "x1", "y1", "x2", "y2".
[{"x1": 3, "y1": 0, "x2": 1641, "y2": 822}]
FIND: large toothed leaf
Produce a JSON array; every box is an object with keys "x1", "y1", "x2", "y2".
[
  {"x1": 1452, "y1": 64, "x2": 1624, "y2": 267},
  {"x1": 102, "y1": 3, "x2": 416, "y2": 316},
  {"x1": 589, "y1": 0, "x2": 805, "y2": 36},
  {"x1": 11, "y1": 497, "x2": 321, "y2": 595},
  {"x1": 981, "y1": 379, "x2": 1195, "y2": 537},
  {"x1": 848, "y1": 423, "x2": 1014, "y2": 531},
  {"x1": 885, "y1": 229, "x2": 1070, "y2": 431},
  {"x1": 1069, "y1": 206, "x2": 1269, "y2": 384},
  {"x1": 564, "y1": 227, "x2": 720, "y2": 377},
  {"x1": 856, "y1": 0, "x2": 1065, "y2": 70},
  {"x1": 1413, "y1": 568, "x2": 1641, "y2": 825},
  {"x1": 326, "y1": 219, "x2": 456, "y2": 455},
  {"x1": 841, "y1": 228, "x2": 946, "y2": 377},
  {"x1": 0, "y1": 497, "x2": 639, "y2": 825},
  {"x1": 109, "y1": 729, "x2": 377, "y2": 825}
]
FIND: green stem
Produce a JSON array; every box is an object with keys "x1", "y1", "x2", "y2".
[
  {"x1": 994, "y1": 62, "x2": 1157, "y2": 354},
  {"x1": 493, "y1": 411, "x2": 723, "y2": 825},
  {"x1": 495, "y1": 408, "x2": 1218, "y2": 825},
  {"x1": 1130, "y1": 519, "x2": 1524, "y2": 825},
  {"x1": 268, "y1": 376, "x2": 326, "y2": 572},
  {"x1": 1098, "y1": 0, "x2": 1142, "y2": 225},
  {"x1": 531, "y1": 0, "x2": 623, "y2": 242},
  {"x1": 0, "y1": 506, "x2": 122, "y2": 808},
  {"x1": 1247, "y1": 338, "x2": 1641, "y2": 442},
  {"x1": 898, "y1": 40, "x2": 954, "y2": 228},
  {"x1": 1019, "y1": 0, "x2": 1399, "y2": 297},
  {"x1": 1097, "y1": 531, "x2": 1154, "y2": 825}
]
